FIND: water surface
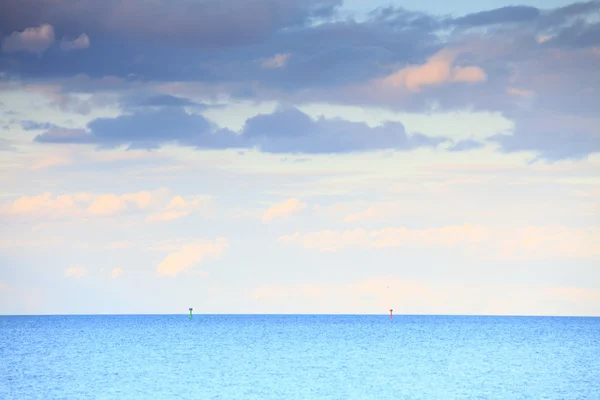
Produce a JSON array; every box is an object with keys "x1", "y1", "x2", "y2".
[{"x1": 1, "y1": 315, "x2": 598, "y2": 399}]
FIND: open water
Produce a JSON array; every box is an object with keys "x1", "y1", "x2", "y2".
[{"x1": 1, "y1": 315, "x2": 599, "y2": 399}]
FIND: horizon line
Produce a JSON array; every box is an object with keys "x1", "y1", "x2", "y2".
[{"x1": 1, "y1": 313, "x2": 599, "y2": 318}]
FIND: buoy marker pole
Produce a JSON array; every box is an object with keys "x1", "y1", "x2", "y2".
[
  {"x1": 389, "y1": 309, "x2": 393, "y2": 319},
  {"x1": 189, "y1": 308, "x2": 193, "y2": 320}
]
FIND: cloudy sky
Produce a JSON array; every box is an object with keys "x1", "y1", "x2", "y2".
[{"x1": 0, "y1": 0, "x2": 599, "y2": 316}]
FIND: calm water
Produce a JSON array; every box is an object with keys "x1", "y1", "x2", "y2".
[{"x1": 0, "y1": 315, "x2": 599, "y2": 399}]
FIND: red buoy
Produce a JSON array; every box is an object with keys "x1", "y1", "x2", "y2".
[{"x1": 389, "y1": 309, "x2": 393, "y2": 319}]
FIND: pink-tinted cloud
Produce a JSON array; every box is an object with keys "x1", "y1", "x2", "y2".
[
  {"x1": 64, "y1": 266, "x2": 87, "y2": 279},
  {"x1": 375, "y1": 49, "x2": 487, "y2": 92},
  {"x1": 261, "y1": 53, "x2": 291, "y2": 68},
  {"x1": 2, "y1": 24, "x2": 55, "y2": 55},
  {"x1": 278, "y1": 224, "x2": 600, "y2": 260},
  {"x1": 111, "y1": 267, "x2": 123, "y2": 279},
  {"x1": 0, "y1": 188, "x2": 207, "y2": 222},
  {"x1": 87, "y1": 194, "x2": 127, "y2": 216},
  {"x1": 156, "y1": 238, "x2": 229, "y2": 277},
  {"x1": 262, "y1": 197, "x2": 306, "y2": 222},
  {"x1": 146, "y1": 195, "x2": 211, "y2": 223}
]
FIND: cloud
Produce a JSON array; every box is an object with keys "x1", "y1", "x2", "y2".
[
  {"x1": 5, "y1": 2, "x2": 600, "y2": 161},
  {"x1": 452, "y1": 6, "x2": 541, "y2": 27},
  {"x1": 156, "y1": 238, "x2": 229, "y2": 277},
  {"x1": 111, "y1": 267, "x2": 123, "y2": 279},
  {"x1": 374, "y1": 49, "x2": 487, "y2": 92},
  {"x1": 34, "y1": 106, "x2": 448, "y2": 154},
  {"x1": 60, "y1": 33, "x2": 90, "y2": 52},
  {"x1": 86, "y1": 191, "x2": 158, "y2": 217},
  {"x1": 0, "y1": 0, "x2": 341, "y2": 49},
  {"x1": 278, "y1": 224, "x2": 600, "y2": 260},
  {"x1": 491, "y1": 111, "x2": 600, "y2": 161},
  {"x1": 65, "y1": 266, "x2": 87, "y2": 278},
  {"x1": 262, "y1": 198, "x2": 306, "y2": 222},
  {"x1": 34, "y1": 107, "x2": 241, "y2": 150},
  {"x1": 241, "y1": 107, "x2": 445, "y2": 153},
  {"x1": 5, "y1": 192, "x2": 79, "y2": 219},
  {"x1": 87, "y1": 194, "x2": 127, "y2": 216},
  {"x1": 146, "y1": 195, "x2": 211, "y2": 223},
  {"x1": 261, "y1": 53, "x2": 292, "y2": 69},
  {"x1": 129, "y1": 94, "x2": 205, "y2": 108},
  {"x1": 34, "y1": 128, "x2": 92, "y2": 144},
  {"x1": 21, "y1": 120, "x2": 59, "y2": 130},
  {"x1": 1, "y1": 24, "x2": 55, "y2": 55},
  {"x1": 0, "y1": 188, "x2": 202, "y2": 221},
  {"x1": 447, "y1": 139, "x2": 485, "y2": 152},
  {"x1": 506, "y1": 87, "x2": 535, "y2": 98}
]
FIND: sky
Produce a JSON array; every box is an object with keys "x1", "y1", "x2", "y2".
[{"x1": 0, "y1": 0, "x2": 599, "y2": 316}]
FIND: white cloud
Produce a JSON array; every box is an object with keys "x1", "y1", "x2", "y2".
[
  {"x1": 2, "y1": 24, "x2": 55, "y2": 55},
  {"x1": 60, "y1": 34, "x2": 90, "y2": 52},
  {"x1": 262, "y1": 198, "x2": 306, "y2": 222},
  {"x1": 156, "y1": 238, "x2": 229, "y2": 277},
  {"x1": 65, "y1": 266, "x2": 87, "y2": 279}
]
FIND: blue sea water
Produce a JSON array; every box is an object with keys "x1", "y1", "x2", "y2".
[{"x1": 1, "y1": 315, "x2": 599, "y2": 399}]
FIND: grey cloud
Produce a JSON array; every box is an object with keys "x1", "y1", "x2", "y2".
[
  {"x1": 452, "y1": 6, "x2": 541, "y2": 26},
  {"x1": 34, "y1": 127, "x2": 92, "y2": 144},
  {"x1": 541, "y1": 1, "x2": 600, "y2": 26},
  {"x1": 489, "y1": 111, "x2": 600, "y2": 161},
  {"x1": 0, "y1": 0, "x2": 341, "y2": 48},
  {"x1": 60, "y1": 33, "x2": 90, "y2": 52},
  {"x1": 3, "y1": 1, "x2": 600, "y2": 162},
  {"x1": 447, "y1": 140, "x2": 485, "y2": 152},
  {"x1": 34, "y1": 107, "x2": 241, "y2": 150},
  {"x1": 1, "y1": 23, "x2": 55, "y2": 55},
  {"x1": 242, "y1": 107, "x2": 445, "y2": 154},
  {"x1": 367, "y1": 6, "x2": 443, "y2": 31},
  {"x1": 546, "y1": 21, "x2": 600, "y2": 47},
  {"x1": 120, "y1": 94, "x2": 213, "y2": 109},
  {"x1": 21, "y1": 120, "x2": 59, "y2": 131},
  {"x1": 491, "y1": 130, "x2": 600, "y2": 162},
  {"x1": 34, "y1": 106, "x2": 448, "y2": 154}
]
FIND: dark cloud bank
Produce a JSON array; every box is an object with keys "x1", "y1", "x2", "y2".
[
  {"x1": 32, "y1": 106, "x2": 447, "y2": 154},
  {"x1": 2, "y1": 0, "x2": 600, "y2": 160}
]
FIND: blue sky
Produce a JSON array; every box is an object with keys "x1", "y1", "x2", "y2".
[{"x1": 0, "y1": 0, "x2": 599, "y2": 316}]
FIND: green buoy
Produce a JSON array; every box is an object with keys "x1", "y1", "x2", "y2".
[{"x1": 189, "y1": 308, "x2": 193, "y2": 320}]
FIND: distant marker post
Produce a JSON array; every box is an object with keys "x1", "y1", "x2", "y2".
[
  {"x1": 389, "y1": 309, "x2": 393, "y2": 319},
  {"x1": 189, "y1": 308, "x2": 193, "y2": 320}
]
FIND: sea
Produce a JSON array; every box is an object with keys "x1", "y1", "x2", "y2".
[{"x1": 1, "y1": 315, "x2": 599, "y2": 399}]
